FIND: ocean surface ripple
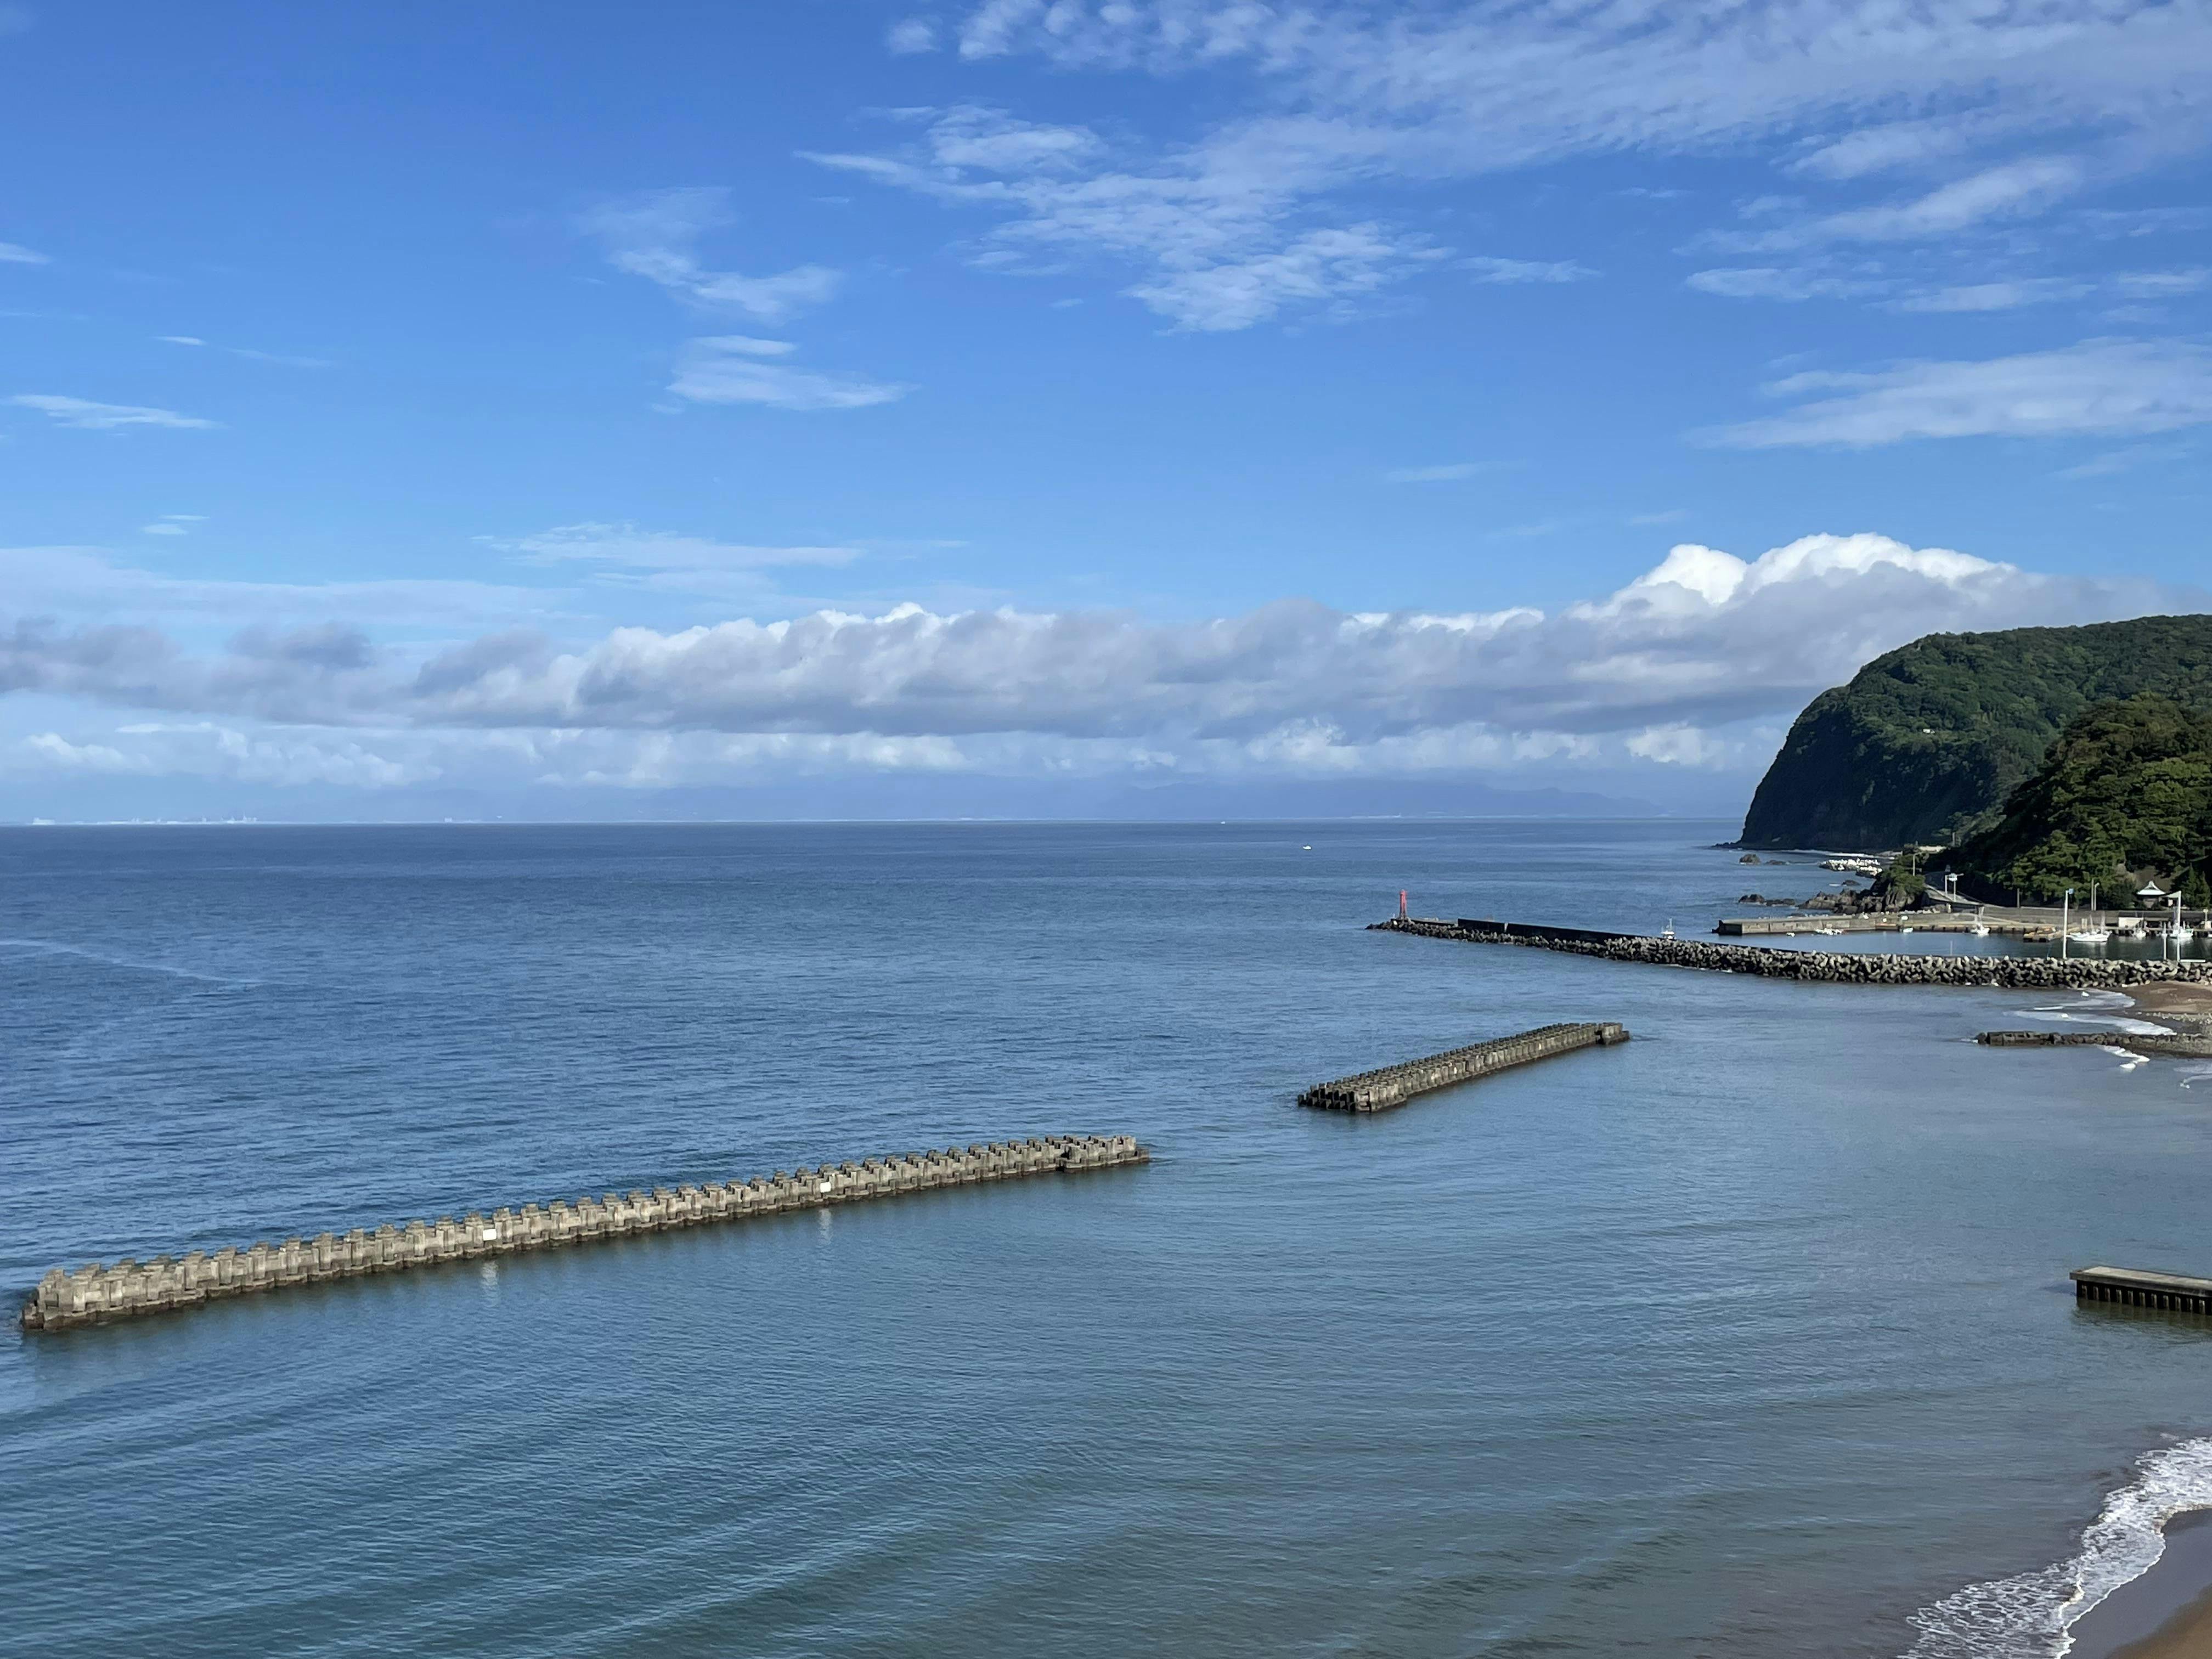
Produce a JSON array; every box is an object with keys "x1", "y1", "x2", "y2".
[{"x1": 3, "y1": 821, "x2": 2209, "y2": 1658}]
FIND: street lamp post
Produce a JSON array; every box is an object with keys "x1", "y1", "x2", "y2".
[{"x1": 2063, "y1": 888, "x2": 2074, "y2": 959}]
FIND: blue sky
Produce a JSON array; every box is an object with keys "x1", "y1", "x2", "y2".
[{"x1": 4, "y1": 0, "x2": 2210, "y2": 821}]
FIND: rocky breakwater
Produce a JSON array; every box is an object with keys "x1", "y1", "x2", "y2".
[
  {"x1": 20, "y1": 1134, "x2": 1149, "y2": 1335},
  {"x1": 1300, "y1": 1023, "x2": 1629, "y2": 1113},
  {"x1": 1371, "y1": 915, "x2": 2212, "y2": 992}
]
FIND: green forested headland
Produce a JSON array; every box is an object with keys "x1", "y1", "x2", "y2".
[
  {"x1": 1737, "y1": 615, "x2": 2212, "y2": 851},
  {"x1": 1948, "y1": 695, "x2": 2212, "y2": 904}
]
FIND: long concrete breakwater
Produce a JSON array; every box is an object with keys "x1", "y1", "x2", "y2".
[
  {"x1": 20, "y1": 1134, "x2": 1148, "y2": 1334},
  {"x1": 1374, "y1": 916, "x2": 2212, "y2": 992},
  {"x1": 1299, "y1": 1022, "x2": 1629, "y2": 1113}
]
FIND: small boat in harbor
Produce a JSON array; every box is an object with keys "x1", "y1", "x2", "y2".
[
  {"x1": 1660, "y1": 918, "x2": 1676, "y2": 940},
  {"x1": 2068, "y1": 927, "x2": 2112, "y2": 946}
]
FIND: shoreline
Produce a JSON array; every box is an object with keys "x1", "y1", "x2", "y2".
[
  {"x1": 2067, "y1": 1510, "x2": 2212, "y2": 1659},
  {"x1": 2123, "y1": 981, "x2": 2212, "y2": 1050}
]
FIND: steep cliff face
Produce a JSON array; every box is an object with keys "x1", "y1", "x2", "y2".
[{"x1": 1738, "y1": 616, "x2": 2212, "y2": 851}]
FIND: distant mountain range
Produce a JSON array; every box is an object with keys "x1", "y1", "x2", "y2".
[{"x1": 1739, "y1": 615, "x2": 2212, "y2": 854}]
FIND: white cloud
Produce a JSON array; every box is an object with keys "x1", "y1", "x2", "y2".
[
  {"x1": 1, "y1": 241, "x2": 50, "y2": 264},
  {"x1": 1705, "y1": 339, "x2": 2212, "y2": 448},
  {"x1": 0, "y1": 545, "x2": 565, "y2": 630},
  {"x1": 23, "y1": 724, "x2": 437, "y2": 788},
  {"x1": 140, "y1": 523, "x2": 187, "y2": 537},
  {"x1": 1894, "y1": 278, "x2": 2094, "y2": 312},
  {"x1": 156, "y1": 334, "x2": 330, "y2": 367},
  {"x1": 2115, "y1": 269, "x2": 2210, "y2": 298},
  {"x1": 808, "y1": 106, "x2": 1441, "y2": 330},
  {"x1": 1128, "y1": 223, "x2": 1439, "y2": 331},
  {"x1": 489, "y1": 522, "x2": 857, "y2": 572},
  {"x1": 579, "y1": 188, "x2": 842, "y2": 323},
  {"x1": 1465, "y1": 257, "x2": 1596, "y2": 285},
  {"x1": 887, "y1": 18, "x2": 939, "y2": 53},
  {"x1": 2055, "y1": 441, "x2": 2194, "y2": 481},
  {"x1": 1806, "y1": 157, "x2": 2089, "y2": 245},
  {"x1": 669, "y1": 336, "x2": 913, "y2": 410},
  {"x1": 1687, "y1": 267, "x2": 1884, "y2": 302},
  {"x1": 896, "y1": 0, "x2": 2212, "y2": 325},
  {"x1": 9, "y1": 394, "x2": 219, "y2": 431},
  {"x1": 7, "y1": 537, "x2": 2195, "y2": 779}
]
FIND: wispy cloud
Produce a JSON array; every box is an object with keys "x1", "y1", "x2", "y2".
[
  {"x1": 579, "y1": 188, "x2": 842, "y2": 323},
  {"x1": 1465, "y1": 257, "x2": 1596, "y2": 285},
  {"x1": 886, "y1": 17, "x2": 938, "y2": 53},
  {"x1": 2055, "y1": 442, "x2": 2196, "y2": 481},
  {"x1": 1687, "y1": 267, "x2": 1885, "y2": 302},
  {"x1": 9, "y1": 394, "x2": 219, "y2": 431},
  {"x1": 2115, "y1": 269, "x2": 2210, "y2": 298},
  {"x1": 1893, "y1": 278, "x2": 2095, "y2": 312},
  {"x1": 834, "y1": 2, "x2": 2211, "y2": 335},
  {"x1": 0, "y1": 241, "x2": 46, "y2": 265},
  {"x1": 669, "y1": 336, "x2": 913, "y2": 411},
  {"x1": 1702, "y1": 339, "x2": 2212, "y2": 449},
  {"x1": 1129, "y1": 224, "x2": 1441, "y2": 331},
  {"x1": 140, "y1": 514, "x2": 204, "y2": 537},
  {"x1": 157, "y1": 335, "x2": 332, "y2": 368},
  {"x1": 479, "y1": 523, "x2": 861, "y2": 600},
  {"x1": 809, "y1": 106, "x2": 1443, "y2": 331},
  {"x1": 1384, "y1": 461, "x2": 1507, "y2": 483}
]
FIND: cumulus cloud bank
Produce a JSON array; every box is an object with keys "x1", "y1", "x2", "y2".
[{"x1": 5, "y1": 535, "x2": 2202, "y2": 802}]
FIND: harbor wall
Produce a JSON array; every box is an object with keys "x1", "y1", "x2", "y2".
[
  {"x1": 1299, "y1": 1022, "x2": 1629, "y2": 1112},
  {"x1": 20, "y1": 1134, "x2": 1148, "y2": 1335},
  {"x1": 1378, "y1": 917, "x2": 2212, "y2": 991}
]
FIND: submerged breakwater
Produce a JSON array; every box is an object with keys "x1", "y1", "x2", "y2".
[
  {"x1": 19, "y1": 1134, "x2": 1148, "y2": 1334},
  {"x1": 1299, "y1": 1023, "x2": 1629, "y2": 1112},
  {"x1": 1375, "y1": 916, "x2": 2212, "y2": 991}
]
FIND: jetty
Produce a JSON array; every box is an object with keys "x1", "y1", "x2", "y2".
[
  {"x1": 1373, "y1": 915, "x2": 2212, "y2": 992},
  {"x1": 19, "y1": 1135, "x2": 1149, "y2": 1334},
  {"x1": 1299, "y1": 1023, "x2": 1629, "y2": 1113},
  {"x1": 2072, "y1": 1266, "x2": 2212, "y2": 1313},
  {"x1": 1978, "y1": 1029, "x2": 2212, "y2": 1059}
]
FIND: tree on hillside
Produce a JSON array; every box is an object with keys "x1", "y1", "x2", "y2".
[{"x1": 1950, "y1": 695, "x2": 2212, "y2": 904}]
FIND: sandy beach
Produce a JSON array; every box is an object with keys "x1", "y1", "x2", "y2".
[
  {"x1": 2121, "y1": 981, "x2": 2212, "y2": 1051},
  {"x1": 2067, "y1": 1511, "x2": 2212, "y2": 1658}
]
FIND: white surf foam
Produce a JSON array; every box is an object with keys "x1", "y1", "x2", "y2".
[
  {"x1": 2011, "y1": 990, "x2": 2173, "y2": 1039},
  {"x1": 1903, "y1": 1438, "x2": 2212, "y2": 1658}
]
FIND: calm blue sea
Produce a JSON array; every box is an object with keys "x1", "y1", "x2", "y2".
[{"x1": 4, "y1": 821, "x2": 2210, "y2": 1658}]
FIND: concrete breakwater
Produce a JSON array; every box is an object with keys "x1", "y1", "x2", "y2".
[
  {"x1": 1299, "y1": 1023, "x2": 1629, "y2": 1113},
  {"x1": 2073, "y1": 1266, "x2": 2212, "y2": 1313},
  {"x1": 20, "y1": 1134, "x2": 1148, "y2": 1334},
  {"x1": 1374, "y1": 916, "x2": 2212, "y2": 992},
  {"x1": 1978, "y1": 1030, "x2": 2210, "y2": 1057}
]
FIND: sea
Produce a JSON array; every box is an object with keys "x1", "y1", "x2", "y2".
[{"x1": 3, "y1": 820, "x2": 2210, "y2": 1658}]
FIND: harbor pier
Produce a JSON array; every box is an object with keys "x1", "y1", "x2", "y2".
[
  {"x1": 1299, "y1": 1022, "x2": 1629, "y2": 1113},
  {"x1": 19, "y1": 1134, "x2": 1149, "y2": 1334},
  {"x1": 2072, "y1": 1266, "x2": 2212, "y2": 1313}
]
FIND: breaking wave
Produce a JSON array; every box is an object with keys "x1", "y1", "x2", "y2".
[{"x1": 1903, "y1": 1438, "x2": 2212, "y2": 1657}]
